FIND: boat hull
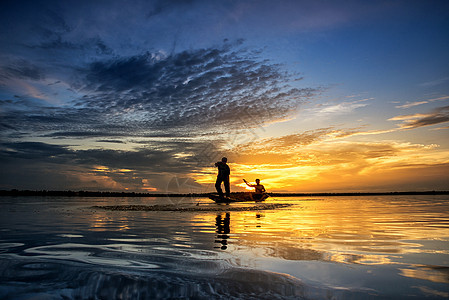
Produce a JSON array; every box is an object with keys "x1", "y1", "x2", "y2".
[{"x1": 209, "y1": 192, "x2": 269, "y2": 203}]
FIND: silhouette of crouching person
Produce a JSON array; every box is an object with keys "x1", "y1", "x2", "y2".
[{"x1": 215, "y1": 157, "x2": 230, "y2": 198}]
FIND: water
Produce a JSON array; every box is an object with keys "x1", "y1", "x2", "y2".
[{"x1": 0, "y1": 195, "x2": 448, "y2": 299}]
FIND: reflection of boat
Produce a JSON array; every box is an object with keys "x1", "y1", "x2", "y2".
[{"x1": 209, "y1": 192, "x2": 269, "y2": 203}]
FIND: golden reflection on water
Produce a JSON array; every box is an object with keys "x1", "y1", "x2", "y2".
[
  {"x1": 89, "y1": 213, "x2": 132, "y2": 231},
  {"x1": 83, "y1": 195, "x2": 448, "y2": 289},
  {"x1": 191, "y1": 196, "x2": 449, "y2": 272},
  {"x1": 400, "y1": 266, "x2": 449, "y2": 284}
]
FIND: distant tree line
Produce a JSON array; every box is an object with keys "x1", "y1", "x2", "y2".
[
  {"x1": 0, "y1": 189, "x2": 207, "y2": 197},
  {"x1": 0, "y1": 189, "x2": 447, "y2": 197}
]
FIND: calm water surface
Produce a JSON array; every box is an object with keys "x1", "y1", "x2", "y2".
[{"x1": 0, "y1": 195, "x2": 448, "y2": 299}]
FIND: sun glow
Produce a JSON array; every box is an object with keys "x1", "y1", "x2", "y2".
[{"x1": 192, "y1": 134, "x2": 449, "y2": 193}]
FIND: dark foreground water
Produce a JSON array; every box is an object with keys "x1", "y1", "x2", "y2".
[{"x1": 0, "y1": 195, "x2": 448, "y2": 299}]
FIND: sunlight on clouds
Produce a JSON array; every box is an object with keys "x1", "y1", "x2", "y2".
[
  {"x1": 193, "y1": 173, "x2": 215, "y2": 185},
  {"x1": 395, "y1": 95, "x2": 449, "y2": 109},
  {"x1": 4, "y1": 78, "x2": 77, "y2": 106},
  {"x1": 428, "y1": 95, "x2": 449, "y2": 102},
  {"x1": 141, "y1": 179, "x2": 157, "y2": 191},
  {"x1": 395, "y1": 101, "x2": 429, "y2": 109},
  {"x1": 77, "y1": 171, "x2": 125, "y2": 191},
  {"x1": 15, "y1": 81, "x2": 58, "y2": 104},
  {"x1": 174, "y1": 152, "x2": 192, "y2": 159},
  {"x1": 235, "y1": 182, "x2": 255, "y2": 191},
  {"x1": 430, "y1": 125, "x2": 449, "y2": 131},
  {"x1": 196, "y1": 133, "x2": 449, "y2": 192},
  {"x1": 81, "y1": 125, "x2": 449, "y2": 192},
  {"x1": 93, "y1": 165, "x2": 109, "y2": 172},
  {"x1": 389, "y1": 113, "x2": 430, "y2": 121},
  {"x1": 389, "y1": 106, "x2": 449, "y2": 129},
  {"x1": 93, "y1": 166, "x2": 134, "y2": 175},
  {"x1": 232, "y1": 164, "x2": 320, "y2": 191}
]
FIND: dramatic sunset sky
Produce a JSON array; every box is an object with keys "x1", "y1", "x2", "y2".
[{"x1": 1, "y1": 0, "x2": 448, "y2": 193}]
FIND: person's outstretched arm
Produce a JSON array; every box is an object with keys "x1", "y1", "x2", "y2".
[{"x1": 243, "y1": 179, "x2": 255, "y2": 187}]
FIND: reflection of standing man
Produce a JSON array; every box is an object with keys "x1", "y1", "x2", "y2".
[
  {"x1": 215, "y1": 213, "x2": 230, "y2": 250},
  {"x1": 215, "y1": 157, "x2": 230, "y2": 198}
]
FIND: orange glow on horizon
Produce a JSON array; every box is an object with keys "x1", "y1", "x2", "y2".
[{"x1": 192, "y1": 135, "x2": 449, "y2": 193}]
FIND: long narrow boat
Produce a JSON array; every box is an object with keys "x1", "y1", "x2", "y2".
[{"x1": 209, "y1": 192, "x2": 269, "y2": 203}]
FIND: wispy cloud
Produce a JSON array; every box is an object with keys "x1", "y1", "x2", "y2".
[
  {"x1": 395, "y1": 95, "x2": 449, "y2": 109},
  {"x1": 0, "y1": 59, "x2": 45, "y2": 81},
  {"x1": 430, "y1": 125, "x2": 449, "y2": 131},
  {"x1": 307, "y1": 98, "x2": 371, "y2": 117},
  {"x1": 395, "y1": 101, "x2": 429, "y2": 109},
  {"x1": 0, "y1": 42, "x2": 317, "y2": 140},
  {"x1": 419, "y1": 77, "x2": 449, "y2": 88},
  {"x1": 389, "y1": 106, "x2": 449, "y2": 129},
  {"x1": 78, "y1": 44, "x2": 316, "y2": 130}
]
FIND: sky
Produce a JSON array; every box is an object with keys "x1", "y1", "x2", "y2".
[{"x1": 0, "y1": 0, "x2": 448, "y2": 193}]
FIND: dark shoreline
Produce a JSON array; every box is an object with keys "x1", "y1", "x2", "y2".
[{"x1": 1, "y1": 189, "x2": 448, "y2": 197}]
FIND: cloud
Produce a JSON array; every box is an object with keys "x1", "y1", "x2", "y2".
[
  {"x1": 1, "y1": 43, "x2": 317, "y2": 140},
  {"x1": 234, "y1": 128, "x2": 334, "y2": 154},
  {"x1": 0, "y1": 142, "x2": 70, "y2": 160},
  {"x1": 429, "y1": 96, "x2": 449, "y2": 102},
  {"x1": 0, "y1": 139, "x2": 216, "y2": 191},
  {"x1": 2, "y1": 125, "x2": 448, "y2": 193},
  {"x1": 395, "y1": 95, "x2": 449, "y2": 109},
  {"x1": 0, "y1": 59, "x2": 45, "y2": 81},
  {"x1": 223, "y1": 132, "x2": 449, "y2": 192},
  {"x1": 395, "y1": 101, "x2": 429, "y2": 109},
  {"x1": 419, "y1": 77, "x2": 449, "y2": 88},
  {"x1": 226, "y1": 127, "x2": 395, "y2": 169},
  {"x1": 0, "y1": 135, "x2": 233, "y2": 192},
  {"x1": 430, "y1": 125, "x2": 449, "y2": 131},
  {"x1": 96, "y1": 139, "x2": 126, "y2": 144},
  {"x1": 307, "y1": 99, "x2": 370, "y2": 117},
  {"x1": 389, "y1": 106, "x2": 449, "y2": 129}
]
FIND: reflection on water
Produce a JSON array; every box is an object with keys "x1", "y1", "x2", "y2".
[
  {"x1": 400, "y1": 266, "x2": 449, "y2": 284},
  {"x1": 223, "y1": 196, "x2": 449, "y2": 265},
  {"x1": 0, "y1": 195, "x2": 448, "y2": 299},
  {"x1": 215, "y1": 213, "x2": 230, "y2": 250},
  {"x1": 214, "y1": 212, "x2": 267, "y2": 251}
]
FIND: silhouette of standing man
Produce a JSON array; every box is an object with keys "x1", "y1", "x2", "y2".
[{"x1": 215, "y1": 157, "x2": 230, "y2": 198}]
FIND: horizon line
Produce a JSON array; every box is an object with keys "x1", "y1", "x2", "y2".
[{"x1": 1, "y1": 189, "x2": 448, "y2": 197}]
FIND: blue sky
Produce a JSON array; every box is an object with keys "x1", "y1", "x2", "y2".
[{"x1": 0, "y1": 0, "x2": 448, "y2": 192}]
